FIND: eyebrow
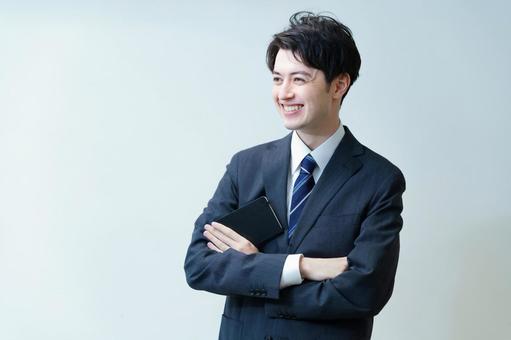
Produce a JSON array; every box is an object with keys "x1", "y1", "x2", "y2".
[{"x1": 272, "y1": 71, "x2": 313, "y2": 77}]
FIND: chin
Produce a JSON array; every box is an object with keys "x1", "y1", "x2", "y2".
[
  {"x1": 281, "y1": 115, "x2": 304, "y2": 130},
  {"x1": 283, "y1": 123, "x2": 304, "y2": 132}
]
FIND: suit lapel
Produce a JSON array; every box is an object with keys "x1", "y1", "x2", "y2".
[
  {"x1": 288, "y1": 127, "x2": 364, "y2": 253},
  {"x1": 263, "y1": 133, "x2": 292, "y2": 234}
]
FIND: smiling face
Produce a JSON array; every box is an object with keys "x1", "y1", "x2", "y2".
[{"x1": 272, "y1": 49, "x2": 343, "y2": 137}]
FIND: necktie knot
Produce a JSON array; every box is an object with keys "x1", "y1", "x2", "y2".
[{"x1": 300, "y1": 154, "x2": 317, "y2": 175}]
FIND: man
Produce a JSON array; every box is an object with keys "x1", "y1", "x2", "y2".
[{"x1": 185, "y1": 11, "x2": 405, "y2": 340}]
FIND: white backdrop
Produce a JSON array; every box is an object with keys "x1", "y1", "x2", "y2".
[{"x1": 1, "y1": 1, "x2": 510, "y2": 339}]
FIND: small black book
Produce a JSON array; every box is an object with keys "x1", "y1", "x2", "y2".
[{"x1": 215, "y1": 196, "x2": 284, "y2": 247}]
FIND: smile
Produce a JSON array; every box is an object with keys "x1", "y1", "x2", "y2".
[{"x1": 282, "y1": 104, "x2": 303, "y2": 113}]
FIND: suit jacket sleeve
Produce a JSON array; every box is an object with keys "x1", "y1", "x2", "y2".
[
  {"x1": 184, "y1": 152, "x2": 288, "y2": 299},
  {"x1": 265, "y1": 169, "x2": 405, "y2": 320}
]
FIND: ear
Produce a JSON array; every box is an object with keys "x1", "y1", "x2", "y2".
[{"x1": 331, "y1": 73, "x2": 351, "y2": 100}]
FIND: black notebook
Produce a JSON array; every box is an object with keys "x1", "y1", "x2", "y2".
[{"x1": 215, "y1": 196, "x2": 283, "y2": 246}]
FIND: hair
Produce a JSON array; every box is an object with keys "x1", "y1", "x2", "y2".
[{"x1": 266, "y1": 11, "x2": 361, "y2": 100}]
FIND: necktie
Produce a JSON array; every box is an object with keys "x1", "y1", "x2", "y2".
[{"x1": 288, "y1": 154, "x2": 317, "y2": 240}]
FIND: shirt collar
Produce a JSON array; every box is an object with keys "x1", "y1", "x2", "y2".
[{"x1": 290, "y1": 121, "x2": 345, "y2": 174}]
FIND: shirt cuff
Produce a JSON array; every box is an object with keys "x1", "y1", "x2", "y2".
[{"x1": 279, "y1": 254, "x2": 304, "y2": 289}]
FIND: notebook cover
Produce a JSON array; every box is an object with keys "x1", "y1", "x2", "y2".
[{"x1": 215, "y1": 196, "x2": 283, "y2": 246}]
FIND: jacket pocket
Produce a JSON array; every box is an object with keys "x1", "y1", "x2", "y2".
[{"x1": 315, "y1": 213, "x2": 361, "y2": 227}]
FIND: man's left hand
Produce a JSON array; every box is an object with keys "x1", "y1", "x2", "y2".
[{"x1": 203, "y1": 222, "x2": 259, "y2": 255}]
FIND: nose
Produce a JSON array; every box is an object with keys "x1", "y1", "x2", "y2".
[{"x1": 278, "y1": 81, "x2": 294, "y2": 100}]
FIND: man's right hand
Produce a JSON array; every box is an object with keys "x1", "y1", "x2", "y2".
[{"x1": 299, "y1": 257, "x2": 349, "y2": 281}]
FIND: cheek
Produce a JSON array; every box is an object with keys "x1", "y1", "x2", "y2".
[
  {"x1": 272, "y1": 96, "x2": 280, "y2": 108},
  {"x1": 271, "y1": 85, "x2": 279, "y2": 96}
]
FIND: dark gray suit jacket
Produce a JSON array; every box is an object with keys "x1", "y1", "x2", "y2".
[{"x1": 184, "y1": 127, "x2": 405, "y2": 340}]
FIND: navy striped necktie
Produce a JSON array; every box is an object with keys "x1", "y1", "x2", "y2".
[{"x1": 288, "y1": 154, "x2": 317, "y2": 240}]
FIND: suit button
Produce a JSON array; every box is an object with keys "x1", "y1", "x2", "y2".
[{"x1": 264, "y1": 336, "x2": 273, "y2": 340}]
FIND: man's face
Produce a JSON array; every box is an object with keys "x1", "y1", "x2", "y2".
[{"x1": 272, "y1": 49, "x2": 339, "y2": 136}]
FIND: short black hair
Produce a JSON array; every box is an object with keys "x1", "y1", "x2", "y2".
[{"x1": 267, "y1": 11, "x2": 361, "y2": 99}]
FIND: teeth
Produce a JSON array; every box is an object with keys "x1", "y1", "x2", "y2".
[{"x1": 283, "y1": 105, "x2": 303, "y2": 112}]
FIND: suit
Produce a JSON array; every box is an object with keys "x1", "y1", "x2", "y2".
[{"x1": 184, "y1": 126, "x2": 405, "y2": 340}]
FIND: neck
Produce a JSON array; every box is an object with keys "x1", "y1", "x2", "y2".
[{"x1": 296, "y1": 119, "x2": 341, "y2": 150}]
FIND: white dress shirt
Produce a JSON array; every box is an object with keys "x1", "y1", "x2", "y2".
[{"x1": 279, "y1": 121, "x2": 346, "y2": 288}]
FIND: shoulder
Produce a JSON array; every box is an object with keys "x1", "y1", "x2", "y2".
[
  {"x1": 230, "y1": 134, "x2": 291, "y2": 163},
  {"x1": 344, "y1": 126, "x2": 405, "y2": 191},
  {"x1": 357, "y1": 144, "x2": 406, "y2": 194},
  {"x1": 362, "y1": 145, "x2": 403, "y2": 176}
]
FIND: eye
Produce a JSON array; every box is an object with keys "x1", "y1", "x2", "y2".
[
  {"x1": 273, "y1": 76, "x2": 283, "y2": 84},
  {"x1": 293, "y1": 77, "x2": 306, "y2": 84}
]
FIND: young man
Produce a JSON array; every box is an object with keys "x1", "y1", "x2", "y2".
[{"x1": 185, "y1": 11, "x2": 405, "y2": 340}]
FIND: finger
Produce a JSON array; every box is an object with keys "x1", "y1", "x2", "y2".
[
  {"x1": 206, "y1": 224, "x2": 238, "y2": 247},
  {"x1": 203, "y1": 230, "x2": 229, "y2": 252},
  {"x1": 211, "y1": 222, "x2": 244, "y2": 242},
  {"x1": 207, "y1": 241, "x2": 223, "y2": 253}
]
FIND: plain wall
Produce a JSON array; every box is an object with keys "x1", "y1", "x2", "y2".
[{"x1": 1, "y1": 1, "x2": 510, "y2": 339}]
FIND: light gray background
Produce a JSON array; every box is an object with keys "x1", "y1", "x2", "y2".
[{"x1": 1, "y1": 1, "x2": 510, "y2": 339}]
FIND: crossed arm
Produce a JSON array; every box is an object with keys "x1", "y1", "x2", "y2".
[
  {"x1": 203, "y1": 222, "x2": 348, "y2": 282},
  {"x1": 184, "y1": 153, "x2": 405, "y2": 320}
]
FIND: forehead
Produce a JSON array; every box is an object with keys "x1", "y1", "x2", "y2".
[{"x1": 273, "y1": 49, "x2": 316, "y2": 74}]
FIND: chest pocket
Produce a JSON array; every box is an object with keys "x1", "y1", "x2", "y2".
[{"x1": 299, "y1": 213, "x2": 361, "y2": 257}]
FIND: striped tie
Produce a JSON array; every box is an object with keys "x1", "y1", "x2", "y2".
[{"x1": 288, "y1": 154, "x2": 317, "y2": 240}]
